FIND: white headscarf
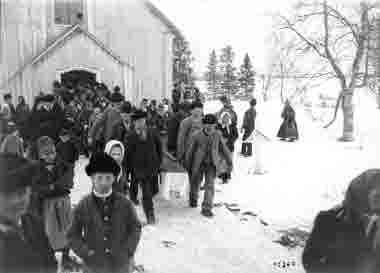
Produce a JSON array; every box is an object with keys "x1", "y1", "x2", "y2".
[
  {"x1": 219, "y1": 111, "x2": 231, "y2": 127},
  {"x1": 104, "y1": 140, "x2": 125, "y2": 181}
]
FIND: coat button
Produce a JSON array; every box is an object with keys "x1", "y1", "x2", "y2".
[
  {"x1": 104, "y1": 216, "x2": 109, "y2": 221},
  {"x1": 104, "y1": 236, "x2": 108, "y2": 241},
  {"x1": 105, "y1": 248, "x2": 111, "y2": 253}
]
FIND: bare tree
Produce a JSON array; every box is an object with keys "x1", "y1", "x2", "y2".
[{"x1": 277, "y1": 0, "x2": 374, "y2": 141}]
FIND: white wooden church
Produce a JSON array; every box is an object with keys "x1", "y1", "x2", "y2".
[{"x1": 0, "y1": 0, "x2": 183, "y2": 104}]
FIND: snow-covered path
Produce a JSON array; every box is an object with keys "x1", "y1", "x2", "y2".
[{"x1": 70, "y1": 96, "x2": 380, "y2": 273}]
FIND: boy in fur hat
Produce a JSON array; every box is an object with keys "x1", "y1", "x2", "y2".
[
  {"x1": 0, "y1": 153, "x2": 57, "y2": 273},
  {"x1": 185, "y1": 114, "x2": 233, "y2": 217},
  {"x1": 32, "y1": 136, "x2": 75, "y2": 270},
  {"x1": 67, "y1": 152, "x2": 141, "y2": 273}
]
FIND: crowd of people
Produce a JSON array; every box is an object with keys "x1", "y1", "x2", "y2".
[{"x1": 0, "y1": 78, "x2": 259, "y2": 273}]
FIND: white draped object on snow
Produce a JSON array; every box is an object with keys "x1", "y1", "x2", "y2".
[{"x1": 160, "y1": 172, "x2": 189, "y2": 201}]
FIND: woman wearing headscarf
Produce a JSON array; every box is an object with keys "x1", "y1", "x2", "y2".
[
  {"x1": 104, "y1": 140, "x2": 129, "y2": 196},
  {"x1": 277, "y1": 99, "x2": 299, "y2": 142},
  {"x1": 216, "y1": 112, "x2": 238, "y2": 183}
]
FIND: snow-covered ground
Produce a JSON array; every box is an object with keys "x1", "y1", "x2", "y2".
[{"x1": 71, "y1": 91, "x2": 380, "y2": 273}]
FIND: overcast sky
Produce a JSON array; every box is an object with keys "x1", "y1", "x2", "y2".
[{"x1": 150, "y1": 0, "x2": 297, "y2": 74}]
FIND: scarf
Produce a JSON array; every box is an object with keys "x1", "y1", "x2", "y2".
[{"x1": 93, "y1": 189, "x2": 113, "y2": 200}]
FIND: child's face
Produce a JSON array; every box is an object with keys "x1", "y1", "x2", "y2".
[
  {"x1": 39, "y1": 146, "x2": 57, "y2": 164},
  {"x1": 110, "y1": 146, "x2": 123, "y2": 165},
  {"x1": 204, "y1": 124, "x2": 215, "y2": 134},
  {"x1": 92, "y1": 173, "x2": 115, "y2": 194}
]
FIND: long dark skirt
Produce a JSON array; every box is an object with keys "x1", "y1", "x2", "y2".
[{"x1": 277, "y1": 119, "x2": 299, "y2": 140}]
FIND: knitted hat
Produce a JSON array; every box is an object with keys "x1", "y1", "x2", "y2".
[
  {"x1": 0, "y1": 153, "x2": 40, "y2": 193},
  {"x1": 110, "y1": 92, "x2": 124, "y2": 103},
  {"x1": 202, "y1": 114, "x2": 217, "y2": 125},
  {"x1": 85, "y1": 152, "x2": 121, "y2": 177}
]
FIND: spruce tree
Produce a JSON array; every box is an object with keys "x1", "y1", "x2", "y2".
[
  {"x1": 239, "y1": 53, "x2": 256, "y2": 96},
  {"x1": 220, "y1": 45, "x2": 238, "y2": 97},
  {"x1": 205, "y1": 50, "x2": 219, "y2": 94}
]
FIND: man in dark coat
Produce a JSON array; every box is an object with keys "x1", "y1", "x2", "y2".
[
  {"x1": 241, "y1": 98, "x2": 257, "y2": 157},
  {"x1": 0, "y1": 153, "x2": 57, "y2": 273},
  {"x1": 126, "y1": 110, "x2": 162, "y2": 224},
  {"x1": 303, "y1": 169, "x2": 380, "y2": 273},
  {"x1": 241, "y1": 98, "x2": 257, "y2": 141},
  {"x1": 88, "y1": 92, "x2": 125, "y2": 149},
  {"x1": 67, "y1": 152, "x2": 141, "y2": 273},
  {"x1": 185, "y1": 114, "x2": 232, "y2": 217}
]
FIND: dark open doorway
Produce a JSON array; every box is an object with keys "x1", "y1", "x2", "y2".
[{"x1": 61, "y1": 70, "x2": 97, "y2": 88}]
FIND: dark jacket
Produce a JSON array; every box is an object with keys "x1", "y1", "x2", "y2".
[
  {"x1": 126, "y1": 129, "x2": 162, "y2": 180},
  {"x1": 67, "y1": 193, "x2": 141, "y2": 273},
  {"x1": 216, "y1": 123, "x2": 239, "y2": 152},
  {"x1": 185, "y1": 129, "x2": 232, "y2": 177},
  {"x1": 302, "y1": 207, "x2": 370, "y2": 273},
  {"x1": 113, "y1": 169, "x2": 129, "y2": 195},
  {"x1": 89, "y1": 106, "x2": 123, "y2": 143},
  {"x1": 31, "y1": 158, "x2": 74, "y2": 215},
  {"x1": 56, "y1": 137, "x2": 80, "y2": 164},
  {"x1": 217, "y1": 106, "x2": 238, "y2": 126},
  {"x1": 0, "y1": 213, "x2": 57, "y2": 273},
  {"x1": 15, "y1": 103, "x2": 30, "y2": 125},
  {"x1": 242, "y1": 107, "x2": 256, "y2": 141}
]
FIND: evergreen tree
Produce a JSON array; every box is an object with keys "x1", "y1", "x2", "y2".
[
  {"x1": 220, "y1": 45, "x2": 238, "y2": 97},
  {"x1": 239, "y1": 53, "x2": 256, "y2": 96},
  {"x1": 205, "y1": 50, "x2": 219, "y2": 93}
]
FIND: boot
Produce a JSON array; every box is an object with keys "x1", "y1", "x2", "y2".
[
  {"x1": 189, "y1": 198, "x2": 198, "y2": 208},
  {"x1": 147, "y1": 212, "x2": 156, "y2": 225},
  {"x1": 201, "y1": 209, "x2": 214, "y2": 218}
]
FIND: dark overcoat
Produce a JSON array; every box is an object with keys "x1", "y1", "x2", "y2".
[
  {"x1": 67, "y1": 193, "x2": 142, "y2": 273},
  {"x1": 277, "y1": 104, "x2": 299, "y2": 139},
  {"x1": 241, "y1": 107, "x2": 256, "y2": 141},
  {"x1": 0, "y1": 213, "x2": 57, "y2": 273},
  {"x1": 216, "y1": 123, "x2": 239, "y2": 152}
]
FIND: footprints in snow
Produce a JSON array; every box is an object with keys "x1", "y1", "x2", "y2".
[{"x1": 213, "y1": 202, "x2": 269, "y2": 226}]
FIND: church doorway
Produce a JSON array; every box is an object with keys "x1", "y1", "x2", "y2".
[{"x1": 60, "y1": 69, "x2": 97, "y2": 88}]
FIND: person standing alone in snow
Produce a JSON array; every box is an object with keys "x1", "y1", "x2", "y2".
[
  {"x1": 185, "y1": 114, "x2": 233, "y2": 217},
  {"x1": 241, "y1": 98, "x2": 257, "y2": 157},
  {"x1": 277, "y1": 99, "x2": 299, "y2": 142}
]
